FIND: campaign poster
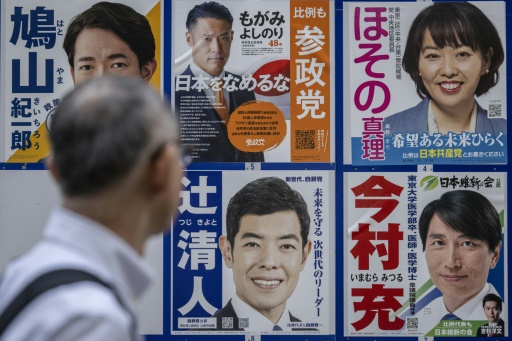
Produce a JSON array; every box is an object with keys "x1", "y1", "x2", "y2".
[
  {"x1": 345, "y1": 172, "x2": 507, "y2": 337},
  {"x1": 171, "y1": 170, "x2": 335, "y2": 336},
  {"x1": 172, "y1": 0, "x2": 335, "y2": 163},
  {"x1": 344, "y1": 1, "x2": 507, "y2": 165},
  {"x1": 0, "y1": 0, "x2": 162, "y2": 163}
]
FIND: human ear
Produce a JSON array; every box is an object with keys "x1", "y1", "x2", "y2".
[
  {"x1": 482, "y1": 48, "x2": 494, "y2": 75},
  {"x1": 141, "y1": 59, "x2": 157, "y2": 82},
  {"x1": 70, "y1": 66, "x2": 76, "y2": 85},
  {"x1": 219, "y1": 235, "x2": 233, "y2": 268},
  {"x1": 45, "y1": 154, "x2": 60, "y2": 183},
  {"x1": 150, "y1": 144, "x2": 177, "y2": 191},
  {"x1": 300, "y1": 239, "x2": 313, "y2": 270},
  {"x1": 186, "y1": 31, "x2": 193, "y2": 48},
  {"x1": 489, "y1": 240, "x2": 501, "y2": 269}
]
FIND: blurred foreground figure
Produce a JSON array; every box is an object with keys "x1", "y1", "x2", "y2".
[{"x1": 0, "y1": 75, "x2": 183, "y2": 341}]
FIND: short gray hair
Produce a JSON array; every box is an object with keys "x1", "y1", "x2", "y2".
[{"x1": 49, "y1": 75, "x2": 177, "y2": 196}]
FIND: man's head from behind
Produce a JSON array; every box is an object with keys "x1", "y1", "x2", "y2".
[
  {"x1": 418, "y1": 190, "x2": 502, "y2": 311},
  {"x1": 63, "y1": 2, "x2": 157, "y2": 85},
  {"x1": 219, "y1": 177, "x2": 312, "y2": 322},
  {"x1": 482, "y1": 293, "x2": 502, "y2": 323},
  {"x1": 47, "y1": 75, "x2": 181, "y2": 237},
  {"x1": 186, "y1": 1, "x2": 234, "y2": 77}
]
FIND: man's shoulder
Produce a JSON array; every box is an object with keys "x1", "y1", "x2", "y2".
[
  {"x1": 211, "y1": 300, "x2": 245, "y2": 331},
  {"x1": 213, "y1": 300, "x2": 237, "y2": 318},
  {"x1": 0, "y1": 281, "x2": 131, "y2": 340},
  {"x1": 225, "y1": 70, "x2": 242, "y2": 78},
  {"x1": 289, "y1": 311, "x2": 319, "y2": 331},
  {"x1": 178, "y1": 65, "x2": 194, "y2": 76}
]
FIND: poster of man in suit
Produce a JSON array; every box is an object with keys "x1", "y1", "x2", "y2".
[{"x1": 173, "y1": 0, "x2": 333, "y2": 163}]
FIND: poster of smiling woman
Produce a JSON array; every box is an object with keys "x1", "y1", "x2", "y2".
[{"x1": 343, "y1": 1, "x2": 507, "y2": 165}]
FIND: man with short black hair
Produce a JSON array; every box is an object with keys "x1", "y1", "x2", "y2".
[
  {"x1": 63, "y1": 1, "x2": 157, "y2": 85},
  {"x1": 216, "y1": 177, "x2": 312, "y2": 332},
  {"x1": 477, "y1": 294, "x2": 505, "y2": 337},
  {"x1": 175, "y1": 1, "x2": 264, "y2": 162},
  {"x1": 415, "y1": 190, "x2": 502, "y2": 333}
]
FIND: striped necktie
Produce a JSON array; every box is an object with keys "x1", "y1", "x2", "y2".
[{"x1": 441, "y1": 313, "x2": 461, "y2": 321}]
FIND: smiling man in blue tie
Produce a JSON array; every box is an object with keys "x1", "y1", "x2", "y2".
[{"x1": 415, "y1": 190, "x2": 503, "y2": 334}]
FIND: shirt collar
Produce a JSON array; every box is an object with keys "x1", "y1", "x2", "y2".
[
  {"x1": 439, "y1": 283, "x2": 491, "y2": 320},
  {"x1": 190, "y1": 62, "x2": 225, "y2": 80},
  {"x1": 44, "y1": 207, "x2": 155, "y2": 302},
  {"x1": 231, "y1": 294, "x2": 292, "y2": 332},
  {"x1": 427, "y1": 100, "x2": 477, "y2": 134}
]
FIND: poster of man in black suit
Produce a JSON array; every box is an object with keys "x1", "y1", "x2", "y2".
[
  {"x1": 477, "y1": 294, "x2": 505, "y2": 337},
  {"x1": 175, "y1": 1, "x2": 264, "y2": 162},
  {"x1": 216, "y1": 177, "x2": 316, "y2": 332}
]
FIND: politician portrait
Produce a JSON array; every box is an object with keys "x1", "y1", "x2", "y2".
[
  {"x1": 415, "y1": 190, "x2": 503, "y2": 334},
  {"x1": 215, "y1": 177, "x2": 316, "y2": 332},
  {"x1": 174, "y1": 1, "x2": 265, "y2": 163}
]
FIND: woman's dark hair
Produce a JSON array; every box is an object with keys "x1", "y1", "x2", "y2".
[
  {"x1": 419, "y1": 190, "x2": 501, "y2": 252},
  {"x1": 403, "y1": 2, "x2": 504, "y2": 99}
]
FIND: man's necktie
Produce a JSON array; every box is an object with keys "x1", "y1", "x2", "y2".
[
  {"x1": 213, "y1": 80, "x2": 229, "y2": 122},
  {"x1": 273, "y1": 324, "x2": 283, "y2": 331},
  {"x1": 441, "y1": 313, "x2": 461, "y2": 321}
]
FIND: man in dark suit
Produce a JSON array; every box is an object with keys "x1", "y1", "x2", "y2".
[
  {"x1": 175, "y1": 1, "x2": 264, "y2": 162},
  {"x1": 215, "y1": 177, "x2": 316, "y2": 332},
  {"x1": 213, "y1": 298, "x2": 313, "y2": 331},
  {"x1": 477, "y1": 294, "x2": 505, "y2": 337}
]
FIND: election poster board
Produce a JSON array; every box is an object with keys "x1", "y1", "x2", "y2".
[
  {"x1": 172, "y1": 0, "x2": 335, "y2": 163},
  {"x1": 345, "y1": 172, "x2": 507, "y2": 337},
  {"x1": 0, "y1": 0, "x2": 162, "y2": 164},
  {"x1": 170, "y1": 170, "x2": 335, "y2": 336},
  {"x1": 343, "y1": 1, "x2": 507, "y2": 165}
]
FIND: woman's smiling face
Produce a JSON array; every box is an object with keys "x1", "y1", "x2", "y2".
[{"x1": 418, "y1": 29, "x2": 489, "y2": 115}]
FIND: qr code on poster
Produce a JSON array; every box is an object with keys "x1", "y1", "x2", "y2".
[
  {"x1": 239, "y1": 318, "x2": 249, "y2": 329},
  {"x1": 222, "y1": 317, "x2": 233, "y2": 329},
  {"x1": 406, "y1": 317, "x2": 418, "y2": 330},
  {"x1": 295, "y1": 130, "x2": 315, "y2": 150},
  {"x1": 488, "y1": 100, "x2": 503, "y2": 118}
]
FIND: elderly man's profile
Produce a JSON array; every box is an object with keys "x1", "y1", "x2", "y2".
[{"x1": 0, "y1": 75, "x2": 182, "y2": 340}]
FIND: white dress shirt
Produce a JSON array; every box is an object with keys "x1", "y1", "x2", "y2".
[
  {"x1": 0, "y1": 207, "x2": 155, "y2": 341},
  {"x1": 231, "y1": 294, "x2": 293, "y2": 332},
  {"x1": 427, "y1": 99, "x2": 477, "y2": 134},
  {"x1": 415, "y1": 283, "x2": 498, "y2": 334}
]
